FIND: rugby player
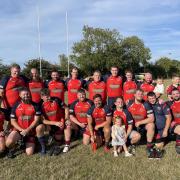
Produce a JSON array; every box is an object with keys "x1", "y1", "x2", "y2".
[
  {"x1": 41, "y1": 88, "x2": 71, "y2": 154},
  {"x1": 65, "y1": 68, "x2": 85, "y2": 106},
  {"x1": 123, "y1": 70, "x2": 137, "y2": 104},
  {"x1": 167, "y1": 88, "x2": 180, "y2": 154},
  {"x1": 87, "y1": 70, "x2": 106, "y2": 103},
  {"x1": 69, "y1": 89, "x2": 93, "y2": 145},
  {"x1": 147, "y1": 92, "x2": 172, "y2": 158},
  {"x1": 87, "y1": 94, "x2": 112, "y2": 152},
  {"x1": 6, "y1": 88, "x2": 46, "y2": 157},
  {"x1": 46, "y1": 70, "x2": 65, "y2": 102},
  {"x1": 127, "y1": 89, "x2": 155, "y2": 158},
  {"x1": 28, "y1": 68, "x2": 44, "y2": 104},
  {"x1": 166, "y1": 74, "x2": 180, "y2": 101},
  {"x1": 139, "y1": 72, "x2": 155, "y2": 100},
  {"x1": 104, "y1": 66, "x2": 123, "y2": 108}
]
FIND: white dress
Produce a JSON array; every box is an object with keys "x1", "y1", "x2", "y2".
[
  {"x1": 111, "y1": 125, "x2": 126, "y2": 146},
  {"x1": 154, "y1": 84, "x2": 164, "y2": 94}
]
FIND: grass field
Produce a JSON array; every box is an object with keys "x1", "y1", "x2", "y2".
[{"x1": 0, "y1": 79, "x2": 179, "y2": 180}]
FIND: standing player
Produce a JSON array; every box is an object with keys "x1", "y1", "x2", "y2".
[
  {"x1": 166, "y1": 74, "x2": 180, "y2": 101},
  {"x1": 0, "y1": 64, "x2": 28, "y2": 112},
  {"x1": 87, "y1": 94, "x2": 112, "y2": 152},
  {"x1": 5, "y1": 88, "x2": 46, "y2": 157},
  {"x1": 87, "y1": 70, "x2": 106, "y2": 103},
  {"x1": 46, "y1": 70, "x2": 65, "y2": 102},
  {"x1": 123, "y1": 70, "x2": 137, "y2": 104},
  {"x1": 104, "y1": 66, "x2": 123, "y2": 108},
  {"x1": 41, "y1": 88, "x2": 71, "y2": 154},
  {"x1": 69, "y1": 89, "x2": 93, "y2": 145},
  {"x1": 28, "y1": 68, "x2": 44, "y2": 104},
  {"x1": 167, "y1": 88, "x2": 180, "y2": 154},
  {"x1": 127, "y1": 89, "x2": 155, "y2": 158},
  {"x1": 139, "y1": 72, "x2": 155, "y2": 100},
  {"x1": 65, "y1": 68, "x2": 85, "y2": 106},
  {"x1": 147, "y1": 92, "x2": 172, "y2": 158},
  {"x1": 113, "y1": 97, "x2": 141, "y2": 154}
]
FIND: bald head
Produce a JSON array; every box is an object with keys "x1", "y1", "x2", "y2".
[{"x1": 144, "y1": 73, "x2": 152, "y2": 83}]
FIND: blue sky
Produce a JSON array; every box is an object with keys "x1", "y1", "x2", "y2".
[{"x1": 0, "y1": 0, "x2": 180, "y2": 66}]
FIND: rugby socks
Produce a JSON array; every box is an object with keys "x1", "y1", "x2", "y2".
[
  {"x1": 65, "y1": 141, "x2": 70, "y2": 146},
  {"x1": 176, "y1": 135, "x2": 180, "y2": 146},
  {"x1": 147, "y1": 142, "x2": 153, "y2": 149},
  {"x1": 38, "y1": 136, "x2": 46, "y2": 154}
]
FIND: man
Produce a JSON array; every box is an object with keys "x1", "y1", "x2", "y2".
[
  {"x1": 113, "y1": 97, "x2": 141, "y2": 154},
  {"x1": 167, "y1": 88, "x2": 180, "y2": 154},
  {"x1": 46, "y1": 70, "x2": 65, "y2": 102},
  {"x1": 69, "y1": 89, "x2": 93, "y2": 145},
  {"x1": 65, "y1": 68, "x2": 85, "y2": 106},
  {"x1": 123, "y1": 70, "x2": 137, "y2": 104},
  {"x1": 166, "y1": 74, "x2": 180, "y2": 101},
  {"x1": 87, "y1": 94, "x2": 112, "y2": 152},
  {"x1": 139, "y1": 72, "x2": 155, "y2": 100},
  {"x1": 127, "y1": 89, "x2": 155, "y2": 158},
  {"x1": 28, "y1": 68, "x2": 44, "y2": 104},
  {"x1": 147, "y1": 92, "x2": 172, "y2": 158},
  {"x1": 5, "y1": 88, "x2": 46, "y2": 157},
  {"x1": 87, "y1": 70, "x2": 106, "y2": 103},
  {"x1": 0, "y1": 64, "x2": 28, "y2": 111},
  {"x1": 41, "y1": 88, "x2": 71, "y2": 154},
  {"x1": 104, "y1": 66, "x2": 123, "y2": 107}
]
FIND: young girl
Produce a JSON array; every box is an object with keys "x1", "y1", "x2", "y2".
[
  {"x1": 154, "y1": 77, "x2": 164, "y2": 98},
  {"x1": 111, "y1": 116, "x2": 132, "y2": 157}
]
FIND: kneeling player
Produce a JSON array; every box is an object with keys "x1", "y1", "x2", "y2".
[
  {"x1": 127, "y1": 89, "x2": 155, "y2": 158},
  {"x1": 87, "y1": 94, "x2": 112, "y2": 152},
  {"x1": 167, "y1": 88, "x2": 180, "y2": 154},
  {"x1": 69, "y1": 89, "x2": 93, "y2": 145},
  {"x1": 147, "y1": 92, "x2": 172, "y2": 158},
  {"x1": 6, "y1": 88, "x2": 46, "y2": 158},
  {"x1": 41, "y1": 88, "x2": 71, "y2": 154}
]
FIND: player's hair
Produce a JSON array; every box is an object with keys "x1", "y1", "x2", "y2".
[
  {"x1": 19, "y1": 87, "x2": 29, "y2": 93},
  {"x1": 111, "y1": 66, "x2": 119, "y2": 70},
  {"x1": 172, "y1": 73, "x2": 179, "y2": 79},
  {"x1": 51, "y1": 69, "x2": 59, "y2": 74},
  {"x1": 125, "y1": 69, "x2": 133, "y2": 74},
  {"x1": 171, "y1": 87, "x2": 179, "y2": 93},
  {"x1": 93, "y1": 70, "x2": 101, "y2": 75},
  {"x1": 41, "y1": 88, "x2": 50, "y2": 96},
  {"x1": 115, "y1": 96, "x2": 124, "y2": 101},
  {"x1": 71, "y1": 67, "x2": 78, "y2": 72},
  {"x1": 77, "y1": 88, "x2": 86, "y2": 94},
  {"x1": 147, "y1": 91, "x2": 156, "y2": 97},
  {"x1": 93, "y1": 94, "x2": 102, "y2": 100},
  {"x1": 135, "y1": 88, "x2": 144, "y2": 93},
  {"x1": 11, "y1": 63, "x2": 20, "y2": 70}
]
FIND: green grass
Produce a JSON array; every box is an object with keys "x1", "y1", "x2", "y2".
[
  {"x1": 0, "y1": 79, "x2": 179, "y2": 180},
  {"x1": 0, "y1": 141, "x2": 179, "y2": 180}
]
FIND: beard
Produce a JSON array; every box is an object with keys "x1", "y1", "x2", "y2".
[{"x1": 22, "y1": 98, "x2": 31, "y2": 104}]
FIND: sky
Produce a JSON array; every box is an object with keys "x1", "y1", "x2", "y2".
[{"x1": 0, "y1": 0, "x2": 180, "y2": 66}]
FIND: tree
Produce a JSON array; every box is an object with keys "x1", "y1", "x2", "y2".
[
  {"x1": 0, "y1": 59, "x2": 11, "y2": 78},
  {"x1": 120, "y1": 36, "x2": 151, "y2": 72},
  {"x1": 22, "y1": 59, "x2": 58, "y2": 80},
  {"x1": 155, "y1": 57, "x2": 180, "y2": 78},
  {"x1": 71, "y1": 25, "x2": 123, "y2": 76}
]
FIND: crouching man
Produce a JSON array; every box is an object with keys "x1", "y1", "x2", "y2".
[
  {"x1": 41, "y1": 88, "x2": 71, "y2": 154},
  {"x1": 6, "y1": 88, "x2": 45, "y2": 158}
]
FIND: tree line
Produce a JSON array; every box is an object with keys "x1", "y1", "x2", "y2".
[{"x1": 0, "y1": 26, "x2": 179, "y2": 79}]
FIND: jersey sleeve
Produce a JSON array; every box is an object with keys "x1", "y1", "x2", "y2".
[
  {"x1": 10, "y1": 102, "x2": 20, "y2": 120},
  {"x1": 53, "y1": 97, "x2": 65, "y2": 108},
  {"x1": 87, "y1": 99, "x2": 94, "y2": 106},
  {"x1": 124, "y1": 109, "x2": 133, "y2": 125},
  {"x1": 33, "y1": 103, "x2": 41, "y2": 116},
  {"x1": 162, "y1": 103, "x2": 171, "y2": 116},
  {"x1": 69, "y1": 100, "x2": 78, "y2": 115},
  {"x1": 102, "y1": 74, "x2": 110, "y2": 82},
  {"x1": 0, "y1": 76, "x2": 10, "y2": 89},
  {"x1": 104, "y1": 105, "x2": 112, "y2": 117},
  {"x1": 126, "y1": 100, "x2": 134, "y2": 109},
  {"x1": 87, "y1": 105, "x2": 95, "y2": 117},
  {"x1": 144, "y1": 102, "x2": 153, "y2": 115}
]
